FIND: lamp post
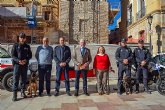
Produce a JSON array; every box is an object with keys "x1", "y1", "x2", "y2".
[
  {"x1": 155, "y1": 25, "x2": 162, "y2": 53},
  {"x1": 147, "y1": 15, "x2": 153, "y2": 53}
]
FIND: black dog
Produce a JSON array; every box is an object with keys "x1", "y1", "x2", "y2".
[{"x1": 123, "y1": 76, "x2": 136, "y2": 95}]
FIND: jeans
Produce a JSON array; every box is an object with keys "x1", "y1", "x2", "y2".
[{"x1": 55, "y1": 65, "x2": 70, "y2": 92}]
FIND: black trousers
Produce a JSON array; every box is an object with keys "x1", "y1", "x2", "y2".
[
  {"x1": 136, "y1": 66, "x2": 148, "y2": 89},
  {"x1": 38, "y1": 64, "x2": 52, "y2": 94},
  {"x1": 13, "y1": 64, "x2": 28, "y2": 91}
]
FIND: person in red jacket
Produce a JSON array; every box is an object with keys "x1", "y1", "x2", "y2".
[{"x1": 93, "y1": 46, "x2": 112, "y2": 95}]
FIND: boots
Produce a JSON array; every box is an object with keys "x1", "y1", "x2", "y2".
[
  {"x1": 12, "y1": 91, "x2": 17, "y2": 101},
  {"x1": 21, "y1": 89, "x2": 27, "y2": 98}
]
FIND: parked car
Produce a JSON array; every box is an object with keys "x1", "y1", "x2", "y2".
[{"x1": 0, "y1": 47, "x2": 13, "y2": 91}]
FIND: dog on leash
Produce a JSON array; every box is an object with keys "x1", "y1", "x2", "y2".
[
  {"x1": 123, "y1": 76, "x2": 136, "y2": 95},
  {"x1": 27, "y1": 72, "x2": 38, "y2": 97}
]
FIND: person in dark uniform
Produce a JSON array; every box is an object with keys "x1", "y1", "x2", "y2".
[
  {"x1": 54, "y1": 37, "x2": 72, "y2": 96},
  {"x1": 115, "y1": 38, "x2": 133, "y2": 95},
  {"x1": 11, "y1": 33, "x2": 32, "y2": 101},
  {"x1": 133, "y1": 39, "x2": 151, "y2": 94}
]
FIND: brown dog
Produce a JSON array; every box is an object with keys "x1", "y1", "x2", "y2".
[
  {"x1": 123, "y1": 76, "x2": 135, "y2": 95},
  {"x1": 27, "y1": 72, "x2": 37, "y2": 97}
]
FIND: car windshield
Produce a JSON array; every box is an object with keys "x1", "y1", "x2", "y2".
[{"x1": 0, "y1": 47, "x2": 11, "y2": 58}]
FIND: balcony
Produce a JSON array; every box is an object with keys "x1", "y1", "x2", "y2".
[{"x1": 136, "y1": 7, "x2": 146, "y2": 21}]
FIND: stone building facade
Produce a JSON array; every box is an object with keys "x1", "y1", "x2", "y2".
[
  {"x1": 59, "y1": 0, "x2": 109, "y2": 44},
  {"x1": 0, "y1": 0, "x2": 109, "y2": 44},
  {"x1": 120, "y1": 0, "x2": 165, "y2": 55}
]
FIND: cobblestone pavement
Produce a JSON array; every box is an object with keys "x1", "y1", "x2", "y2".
[{"x1": 0, "y1": 79, "x2": 165, "y2": 110}]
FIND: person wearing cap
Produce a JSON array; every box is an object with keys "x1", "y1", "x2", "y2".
[
  {"x1": 133, "y1": 39, "x2": 151, "y2": 94},
  {"x1": 35, "y1": 37, "x2": 53, "y2": 97},
  {"x1": 115, "y1": 38, "x2": 133, "y2": 95},
  {"x1": 11, "y1": 33, "x2": 32, "y2": 101}
]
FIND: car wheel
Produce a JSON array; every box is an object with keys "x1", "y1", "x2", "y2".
[{"x1": 2, "y1": 72, "x2": 13, "y2": 92}]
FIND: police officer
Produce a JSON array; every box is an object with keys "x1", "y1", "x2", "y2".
[
  {"x1": 133, "y1": 39, "x2": 151, "y2": 94},
  {"x1": 11, "y1": 33, "x2": 32, "y2": 101},
  {"x1": 115, "y1": 38, "x2": 133, "y2": 95}
]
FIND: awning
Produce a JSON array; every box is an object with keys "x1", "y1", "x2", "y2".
[{"x1": 0, "y1": 7, "x2": 27, "y2": 18}]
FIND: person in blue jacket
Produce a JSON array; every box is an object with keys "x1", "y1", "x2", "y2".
[{"x1": 35, "y1": 37, "x2": 53, "y2": 97}]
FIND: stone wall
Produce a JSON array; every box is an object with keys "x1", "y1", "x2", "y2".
[{"x1": 59, "y1": 1, "x2": 109, "y2": 44}]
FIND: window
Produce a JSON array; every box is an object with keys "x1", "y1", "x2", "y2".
[
  {"x1": 79, "y1": 19, "x2": 88, "y2": 32},
  {"x1": 136, "y1": 0, "x2": 146, "y2": 20},
  {"x1": 127, "y1": 4, "x2": 133, "y2": 26},
  {"x1": 0, "y1": 47, "x2": 11, "y2": 58},
  {"x1": 44, "y1": 11, "x2": 51, "y2": 21}
]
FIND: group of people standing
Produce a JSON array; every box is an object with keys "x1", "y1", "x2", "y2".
[{"x1": 11, "y1": 33, "x2": 151, "y2": 102}]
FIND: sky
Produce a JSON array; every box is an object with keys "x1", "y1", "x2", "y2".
[{"x1": 107, "y1": 0, "x2": 121, "y2": 30}]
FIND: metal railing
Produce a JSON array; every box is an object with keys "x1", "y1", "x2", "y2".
[{"x1": 136, "y1": 7, "x2": 146, "y2": 21}]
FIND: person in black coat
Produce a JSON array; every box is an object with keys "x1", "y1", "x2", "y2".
[
  {"x1": 133, "y1": 39, "x2": 151, "y2": 94},
  {"x1": 11, "y1": 33, "x2": 32, "y2": 101},
  {"x1": 54, "y1": 37, "x2": 71, "y2": 96},
  {"x1": 115, "y1": 38, "x2": 133, "y2": 95}
]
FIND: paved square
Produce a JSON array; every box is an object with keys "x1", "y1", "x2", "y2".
[{"x1": 0, "y1": 79, "x2": 165, "y2": 110}]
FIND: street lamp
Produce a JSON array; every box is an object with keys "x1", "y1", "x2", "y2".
[
  {"x1": 147, "y1": 15, "x2": 153, "y2": 53},
  {"x1": 155, "y1": 25, "x2": 162, "y2": 53}
]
